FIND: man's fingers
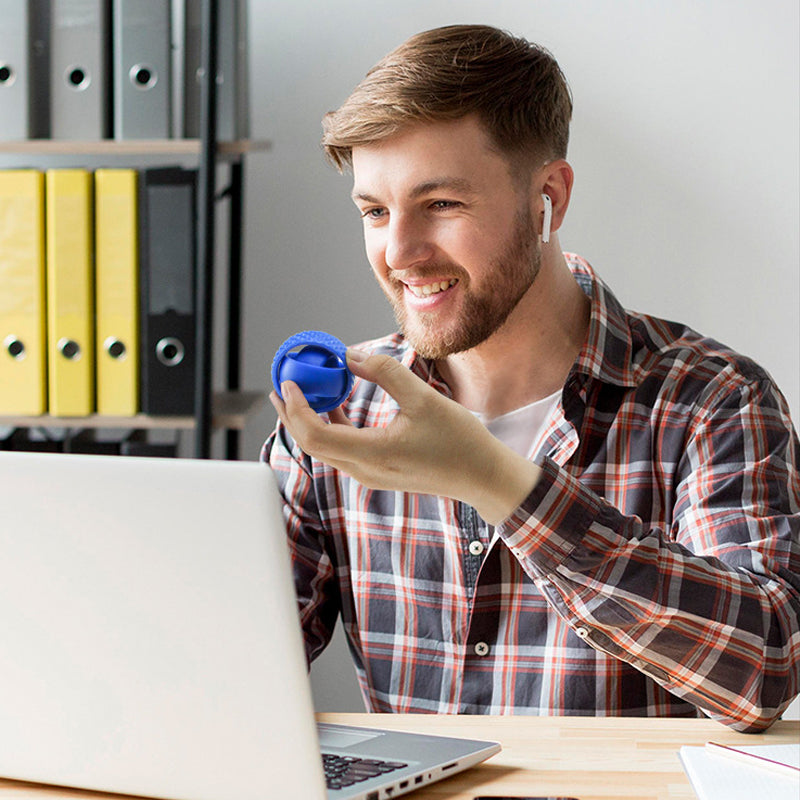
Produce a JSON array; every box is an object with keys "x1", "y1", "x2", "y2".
[
  {"x1": 327, "y1": 405, "x2": 352, "y2": 426},
  {"x1": 271, "y1": 353, "x2": 460, "y2": 494},
  {"x1": 273, "y1": 380, "x2": 366, "y2": 465},
  {"x1": 346, "y1": 348, "x2": 433, "y2": 409}
]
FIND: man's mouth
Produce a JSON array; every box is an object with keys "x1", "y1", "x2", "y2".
[{"x1": 405, "y1": 279, "x2": 458, "y2": 298}]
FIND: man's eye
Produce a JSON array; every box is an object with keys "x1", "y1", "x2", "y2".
[
  {"x1": 361, "y1": 207, "x2": 386, "y2": 220},
  {"x1": 430, "y1": 200, "x2": 460, "y2": 210}
]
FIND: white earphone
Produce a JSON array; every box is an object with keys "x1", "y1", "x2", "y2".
[{"x1": 541, "y1": 193, "x2": 552, "y2": 244}]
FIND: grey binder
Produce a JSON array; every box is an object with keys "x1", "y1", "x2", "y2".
[
  {"x1": 113, "y1": 0, "x2": 172, "y2": 140},
  {"x1": 50, "y1": 0, "x2": 111, "y2": 139},
  {"x1": 184, "y1": 0, "x2": 249, "y2": 140},
  {"x1": 0, "y1": 0, "x2": 49, "y2": 140}
]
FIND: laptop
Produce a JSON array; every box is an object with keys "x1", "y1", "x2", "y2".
[{"x1": 0, "y1": 451, "x2": 500, "y2": 800}]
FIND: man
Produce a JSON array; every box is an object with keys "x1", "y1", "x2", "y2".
[{"x1": 265, "y1": 25, "x2": 800, "y2": 732}]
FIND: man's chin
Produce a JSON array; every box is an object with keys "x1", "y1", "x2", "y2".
[
  {"x1": 401, "y1": 324, "x2": 468, "y2": 360},
  {"x1": 395, "y1": 304, "x2": 484, "y2": 359}
]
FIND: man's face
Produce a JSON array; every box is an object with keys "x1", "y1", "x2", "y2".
[{"x1": 351, "y1": 116, "x2": 541, "y2": 360}]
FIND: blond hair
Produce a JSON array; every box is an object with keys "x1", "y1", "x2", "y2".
[{"x1": 322, "y1": 24, "x2": 573, "y2": 172}]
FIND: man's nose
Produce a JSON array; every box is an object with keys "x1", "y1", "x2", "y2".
[{"x1": 384, "y1": 214, "x2": 434, "y2": 272}]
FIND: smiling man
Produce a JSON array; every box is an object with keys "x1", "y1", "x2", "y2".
[{"x1": 264, "y1": 25, "x2": 800, "y2": 732}]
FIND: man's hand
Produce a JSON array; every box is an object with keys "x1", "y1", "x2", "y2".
[{"x1": 269, "y1": 348, "x2": 542, "y2": 525}]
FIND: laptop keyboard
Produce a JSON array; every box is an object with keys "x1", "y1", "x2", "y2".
[{"x1": 322, "y1": 753, "x2": 409, "y2": 791}]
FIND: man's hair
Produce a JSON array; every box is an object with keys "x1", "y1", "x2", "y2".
[{"x1": 322, "y1": 24, "x2": 573, "y2": 172}]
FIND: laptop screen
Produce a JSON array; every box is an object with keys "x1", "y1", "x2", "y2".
[{"x1": 0, "y1": 451, "x2": 327, "y2": 800}]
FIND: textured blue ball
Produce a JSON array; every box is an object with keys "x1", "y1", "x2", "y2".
[{"x1": 271, "y1": 331, "x2": 353, "y2": 413}]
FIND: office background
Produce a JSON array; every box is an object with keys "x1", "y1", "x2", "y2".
[{"x1": 235, "y1": 1, "x2": 799, "y2": 713}]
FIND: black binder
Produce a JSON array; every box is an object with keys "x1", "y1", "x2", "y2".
[{"x1": 138, "y1": 167, "x2": 197, "y2": 415}]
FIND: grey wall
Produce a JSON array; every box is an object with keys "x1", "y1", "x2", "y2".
[{"x1": 235, "y1": 1, "x2": 799, "y2": 715}]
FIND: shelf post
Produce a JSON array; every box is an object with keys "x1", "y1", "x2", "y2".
[
  {"x1": 225, "y1": 159, "x2": 244, "y2": 460},
  {"x1": 194, "y1": 0, "x2": 219, "y2": 458}
]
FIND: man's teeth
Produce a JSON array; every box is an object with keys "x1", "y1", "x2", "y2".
[{"x1": 408, "y1": 279, "x2": 457, "y2": 298}]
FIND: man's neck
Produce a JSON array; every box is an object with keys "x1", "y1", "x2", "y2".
[{"x1": 435, "y1": 247, "x2": 590, "y2": 420}]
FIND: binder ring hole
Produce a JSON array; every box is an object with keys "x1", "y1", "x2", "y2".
[
  {"x1": 66, "y1": 66, "x2": 90, "y2": 90},
  {"x1": 4, "y1": 335, "x2": 25, "y2": 360},
  {"x1": 58, "y1": 338, "x2": 81, "y2": 360},
  {"x1": 0, "y1": 64, "x2": 14, "y2": 86},
  {"x1": 130, "y1": 64, "x2": 157, "y2": 90},
  {"x1": 104, "y1": 338, "x2": 127, "y2": 360},
  {"x1": 156, "y1": 337, "x2": 184, "y2": 367}
]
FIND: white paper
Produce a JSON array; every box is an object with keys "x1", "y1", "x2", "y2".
[{"x1": 679, "y1": 744, "x2": 800, "y2": 800}]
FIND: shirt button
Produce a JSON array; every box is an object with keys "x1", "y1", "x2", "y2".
[
  {"x1": 575, "y1": 626, "x2": 590, "y2": 640},
  {"x1": 474, "y1": 641, "x2": 490, "y2": 657},
  {"x1": 468, "y1": 540, "x2": 485, "y2": 556}
]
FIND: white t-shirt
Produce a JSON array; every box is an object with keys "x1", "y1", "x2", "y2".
[
  {"x1": 475, "y1": 389, "x2": 562, "y2": 458},
  {"x1": 475, "y1": 390, "x2": 562, "y2": 541}
]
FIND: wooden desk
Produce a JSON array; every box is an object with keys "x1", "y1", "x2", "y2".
[
  {"x1": 0, "y1": 715, "x2": 796, "y2": 799},
  {"x1": 319, "y1": 714, "x2": 799, "y2": 800}
]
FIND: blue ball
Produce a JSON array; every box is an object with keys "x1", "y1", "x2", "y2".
[{"x1": 271, "y1": 331, "x2": 354, "y2": 413}]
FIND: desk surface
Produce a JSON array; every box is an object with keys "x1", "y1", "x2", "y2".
[{"x1": 0, "y1": 714, "x2": 797, "y2": 799}]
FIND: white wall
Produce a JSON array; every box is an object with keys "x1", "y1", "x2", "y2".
[{"x1": 238, "y1": 1, "x2": 800, "y2": 716}]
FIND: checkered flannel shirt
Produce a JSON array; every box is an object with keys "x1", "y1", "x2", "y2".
[{"x1": 263, "y1": 254, "x2": 800, "y2": 732}]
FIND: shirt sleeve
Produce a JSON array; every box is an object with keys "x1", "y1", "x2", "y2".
[
  {"x1": 262, "y1": 424, "x2": 341, "y2": 667},
  {"x1": 495, "y1": 373, "x2": 800, "y2": 732}
]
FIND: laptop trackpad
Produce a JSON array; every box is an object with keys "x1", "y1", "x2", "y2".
[{"x1": 317, "y1": 724, "x2": 384, "y2": 749}]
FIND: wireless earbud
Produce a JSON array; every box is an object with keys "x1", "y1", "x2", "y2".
[{"x1": 541, "y1": 194, "x2": 552, "y2": 244}]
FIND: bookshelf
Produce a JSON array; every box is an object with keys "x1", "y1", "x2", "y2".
[{"x1": 0, "y1": 1, "x2": 267, "y2": 460}]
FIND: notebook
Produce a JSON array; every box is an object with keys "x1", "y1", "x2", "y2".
[
  {"x1": 0, "y1": 451, "x2": 500, "y2": 800},
  {"x1": 679, "y1": 743, "x2": 800, "y2": 800}
]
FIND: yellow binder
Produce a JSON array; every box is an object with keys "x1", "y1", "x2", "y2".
[
  {"x1": 95, "y1": 168, "x2": 139, "y2": 416},
  {"x1": 0, "y1": 170, "x2": 47, "y2": 416},
  {"x1": 45, "y1": 169, "x2": 94, "y2": 417}
]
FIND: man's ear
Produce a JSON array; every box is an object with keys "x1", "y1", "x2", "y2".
[{"x1": 537, "y1": 160, "x2": 574, "y2": 237}]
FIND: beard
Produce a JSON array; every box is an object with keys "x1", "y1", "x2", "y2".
[{"x1": 383, "y1": 205, "x2": 541, "y2": 360}]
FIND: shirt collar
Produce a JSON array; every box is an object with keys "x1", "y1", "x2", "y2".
[
  {"x1": 565, "y1": 253, "x2": 638, "y2": 389},
  {"x1": 402, "y1": 342, "x2": 453, "y2": 397}
]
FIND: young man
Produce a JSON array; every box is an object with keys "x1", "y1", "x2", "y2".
[{"x1": 265, "y1": 25, "x2": 800, "y2": 732}]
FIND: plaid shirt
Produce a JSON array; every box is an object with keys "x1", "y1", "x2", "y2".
[{"x1": 263, "y1": 254, "x2": 800, "y2": 732}]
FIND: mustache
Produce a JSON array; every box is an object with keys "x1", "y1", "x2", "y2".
[{"x1": 387, "y1": 263, "x2": 469, "y2": 285}]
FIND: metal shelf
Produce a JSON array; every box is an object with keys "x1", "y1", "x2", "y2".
[
  {"x1": 0, "y1": 391, "x2": 265, "y2": 432},
  {"x1": 0, "y1": 139, "x2": 270, "y2": 157}
]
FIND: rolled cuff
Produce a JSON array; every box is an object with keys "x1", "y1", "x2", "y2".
[{"x1": 496, "y1": 456, "x2": 602, "y2": 573}]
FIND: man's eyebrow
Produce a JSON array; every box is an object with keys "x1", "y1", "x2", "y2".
[
  {"x1": 409, "y1": 177, "x2": 476, "y2": 197},
  {"x1": 351, "y1": 177, "x2": 476, "y2": 203},
  {"x1": 351, "y1": 190, "x2": 380, "y2": 204}
]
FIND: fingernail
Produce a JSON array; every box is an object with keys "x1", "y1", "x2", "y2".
[{"x1": 346, "y1": 348, "x2": 368, "y2": 364}]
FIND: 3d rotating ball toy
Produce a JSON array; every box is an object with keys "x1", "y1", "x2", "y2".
[{"x1": 271, "y1": 331, "x2": 354, "y2": 413}]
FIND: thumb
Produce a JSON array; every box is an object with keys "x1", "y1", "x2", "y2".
[{"x1": 346, "y1": 348, "x2": 430, "y2": 408}]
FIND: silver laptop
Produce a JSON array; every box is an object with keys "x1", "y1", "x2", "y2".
[{"x1": 0, "y1": 451, "x2": 500, "y2": 800}]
